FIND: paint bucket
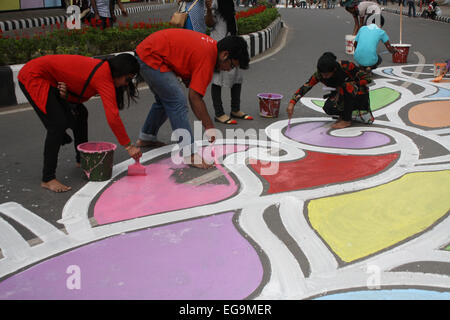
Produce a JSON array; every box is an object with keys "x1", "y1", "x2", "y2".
[
  {"x1": 392, "y1": 44, "x2": 411, "y2": 63},
  {"x1": 345, "y1": 35, "x2": 356, "y2": 55},
  {"x1": 433, "y1": 62, "x2": 447, "y2": 76},
  {"x1": 257, "y1": 93, "x2": 283, "y2": 118},
  {"x1": 77, "y1": 141, "x2": 116, "y2": 181}
]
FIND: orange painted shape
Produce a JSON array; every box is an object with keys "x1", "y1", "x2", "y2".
[
  {"x1": 408, "y1": 101, "x2": 450, "y2": 128},
  {"x1": 251, "y1": 151, "x2": 399, "y2": 194}
]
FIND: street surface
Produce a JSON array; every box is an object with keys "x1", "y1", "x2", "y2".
[{"x1": 0, "y1": 6, "x2": 449, "y2": 301}]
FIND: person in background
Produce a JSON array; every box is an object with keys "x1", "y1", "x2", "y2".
[
  {"x1": 407, "y1": 0, "x2": 416, "y2": 17},
  {"x1": 286, "y1": 52, "x2": 373, "y2": 129},
  {"x1": 205, "y1": 0, "x2": 253, "y2": 124},
  {"x1": 135, "y1": 29, "x2": 250, "y2": 168},
  {"x1": 18, "y1": 54, "x2": 141, "y2": 192},
  {"x1": 178, "y1": 0, "x2": 208, "y2": 33},
  {"x1": 88, "y1": 0, "x2": 127, "y2": 29},
  {"x1": 341, "y1": 0, "x2": 383, "y2": 35},
  {"x1": 353, "y1": 15, "x2": 398, "y2": 71}
]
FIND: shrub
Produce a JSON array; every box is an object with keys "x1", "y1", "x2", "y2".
[
  {"x1": 0, "y1": 6, "x2": 280, "y2": 66},
  {"x1": 237, "y1": 7, "x2": 280, "y2": 35}
]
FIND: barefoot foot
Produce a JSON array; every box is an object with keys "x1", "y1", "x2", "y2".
[
  {"x1": 332, "y1": 120, "x2": 352, "y2": 129},
  {"x1": 184, "y1": 154, "x2": 214, "y2": 169},
  {"x1": 41, "y1": 179, "x2": 72, "y2": 193},
  {"x1": 135, "y1": 139, "x2": 166, "y2": 148}
]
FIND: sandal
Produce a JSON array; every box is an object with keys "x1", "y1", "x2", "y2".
[
  {"x1": 215, "y1": 116, "x2": 237, "y2": 125},
  {"x1": 230, "y1": 112, "x2": 253, "y2": 120}
]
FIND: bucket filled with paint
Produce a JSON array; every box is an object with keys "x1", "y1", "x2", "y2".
[
  {"x1": 257, "y1": 93, "x2": 283, "y2": 118},
  {"x1": 433, "y1": 62, "x2": 447, "y2": 76},
  {"x1": 77, "y1": 142, "x2": 116, "y2": 181},
  {"x1": 345, "y1": 35, "x2": 356, "y2": 55},
  {"x1": 392, "y1": 44, "x2": 411, "y2": 63}
]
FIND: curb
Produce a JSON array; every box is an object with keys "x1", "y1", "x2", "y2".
[
  {"x1": 0, "y1": 18, "x2": 284, "y2": 108},
  {"x1": 0, "y1": 3, "x2": 176, "y2": 32},
  {"x1": 382, "y1": 7, "x2": 450, "y2": 23},
  {"x1": 241, "y1": 17, "x2": 283, "y2": 58}
]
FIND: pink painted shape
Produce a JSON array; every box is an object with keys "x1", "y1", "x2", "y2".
[{"x1": 94, "y1": 145, "x2": 246, "y2": 224}]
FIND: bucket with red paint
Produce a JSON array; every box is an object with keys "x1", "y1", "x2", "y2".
[
  {"x1": 345, "y1": 35, "x2": 356, "y2": 55},
  {"x1": 392, "y1": 44, "x2": 411, "y2": 63},
  {"x1": 77, "y1": 141, "x2": 116, "y2": 181},
  {"x1": 257, "y1": 93, "x2": 283, "y2": 118}
]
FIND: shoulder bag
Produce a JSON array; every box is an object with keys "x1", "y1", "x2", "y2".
[{"x1": 170, "y1": 0, "x2": 200, "y2": 28}]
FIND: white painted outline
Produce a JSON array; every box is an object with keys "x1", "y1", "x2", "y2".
[{"x1": 0, "y1": 65, "x2": 449, "y2": 299}]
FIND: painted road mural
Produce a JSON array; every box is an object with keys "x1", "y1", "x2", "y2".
[{"x1": 0, "y1": 64, "x2": 449, "y2": 299}]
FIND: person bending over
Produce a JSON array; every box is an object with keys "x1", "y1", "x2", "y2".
[
  {"x1": 286, "y1": 52, "x2": 373, "y2": 129},
  {"x1": 135, "y1": 29, "x2": 250, "y2": 168}
]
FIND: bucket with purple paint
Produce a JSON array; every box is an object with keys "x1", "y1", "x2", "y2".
[
  {"x1": 77, "y1": 142, "x2": 116, "y2": 181},
  {"x1": 257, "y1": 93, "x2": 283, "y2": 118}
]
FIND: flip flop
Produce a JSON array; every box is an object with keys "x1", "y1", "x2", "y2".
[
  {"x1": 215, "y1": 116, "x2": 237, "y2": 125},
  {"x1": 230, "y1": 112, "x2": 254, "y2": 120}
]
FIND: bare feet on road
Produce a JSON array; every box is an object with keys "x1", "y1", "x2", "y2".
[{"x1": 41, "y1": 179, "x2": 72, "y2": 193}]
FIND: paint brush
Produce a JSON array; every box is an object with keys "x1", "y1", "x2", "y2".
[{"x1": 127, "y1": 158, "x2": 147, "y2": 176}]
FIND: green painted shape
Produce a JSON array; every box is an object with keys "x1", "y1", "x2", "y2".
[
  {"x1": 311, "y1": 88, "x2": 400, "y2": 111},
  {"x1": 369, "y1": 87, "x2": 400, "y2": 111},
  {"x1": 445, "y1": 245, "x2": 450, "y2": 251},
  {"x1": 312, "y1": 100, "x2": 325, "y2": 107}
]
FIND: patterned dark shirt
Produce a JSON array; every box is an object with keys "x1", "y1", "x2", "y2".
[{"x1": 290, "y1": 60, "x2": 372, "y2": 109}]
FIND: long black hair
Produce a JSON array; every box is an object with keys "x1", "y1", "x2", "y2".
[
  {"x1": 217, "y1": 0, "x2": 237, "y2": 36},
  {"x1": 106, "y1": 53, "x2": 140, "y2": 110},
  {"x1": 317, "y1": 52, "x2": 338, "y2": 73}
]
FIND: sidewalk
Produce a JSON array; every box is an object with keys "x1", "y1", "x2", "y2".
[
  {"x1": 381, "y1": 1, "x2": 450, "y2": 22},
  {"x1": 0, "y1": 0, "x2": 175, "y2": 32}
]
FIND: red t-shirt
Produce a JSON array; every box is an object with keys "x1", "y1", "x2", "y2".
[
  {"x1": 136, "y1": 29, "x2": 218, "y2": 96},
  {"x1": 18, "y1": 55, "x2": 130, "y2": 146}
]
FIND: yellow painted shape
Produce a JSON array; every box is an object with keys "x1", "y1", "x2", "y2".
[
  {"x1": 308, "y1": 171, "x2": 450, "y2": 263},
  {"x1": 0, "y1": 0, "x2": 20, "y2": 11}
]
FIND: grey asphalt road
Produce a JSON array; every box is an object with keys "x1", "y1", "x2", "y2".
[{"x1": 0, "y1": 7, "x2": 449, "y2": 237}]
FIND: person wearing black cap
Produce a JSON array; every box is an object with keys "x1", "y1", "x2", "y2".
[{"x1": 286, "y1": 52, "x2": 373, "y2": 129}]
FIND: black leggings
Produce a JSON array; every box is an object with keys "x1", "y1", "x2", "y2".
[
  {"x1": 19, "y1": 82, "x2": 88, "y2": 182},
  {"x1": 323, "y1": 91, "x2": 370, "y2": 121},
  {"x1": 211, "y1": 83, "x2": 242, "y2": 118}
]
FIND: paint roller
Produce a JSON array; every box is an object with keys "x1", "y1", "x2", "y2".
[{"x1": 127, "y1": 157, "x2": 147, "y2": 176}]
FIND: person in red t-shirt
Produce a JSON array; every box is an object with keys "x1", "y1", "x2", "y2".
[
  {"x1": 18, "y1": 53, "x2": 142, "y2": 193},
  {"x1": 135, "y1": 28, "x2": 250, "y2": 169}
]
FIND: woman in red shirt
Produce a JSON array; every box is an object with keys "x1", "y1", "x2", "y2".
[{"x1": 18, "y1": 53, "x2": 142, "y2": 192}]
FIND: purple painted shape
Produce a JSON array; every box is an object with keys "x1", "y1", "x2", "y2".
[
  {"x1": 21, "y1": 0, "x2": 44, "y2": 9},
  {"x1": 285, "y1": 121, "x2": 391, "y2": 149},
  {"x1": 0, "y1": 212, "x2": 263, "y2": 300}
]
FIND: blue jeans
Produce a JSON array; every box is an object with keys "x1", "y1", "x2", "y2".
[{"x1": 137, "y1": 56, "x2": 196, "y2": 155}]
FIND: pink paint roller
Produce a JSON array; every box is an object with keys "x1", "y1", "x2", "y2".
[{"x1": 127, "y1": 157, "x2": 147, "y2": 176}]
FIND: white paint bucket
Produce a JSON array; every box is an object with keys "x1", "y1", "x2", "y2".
[{"x1": 345, "y1": 35, "x2": 356, "y2": 55}]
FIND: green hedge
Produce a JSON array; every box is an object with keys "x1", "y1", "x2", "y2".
[
  {"x1": 0, "y1": 6, "x2": 280, "y2": 66},
  {"x1": 237, "y1": 8, "x2": 280, "y2": 35}
]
